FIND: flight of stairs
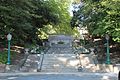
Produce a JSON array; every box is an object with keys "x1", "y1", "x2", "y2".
[
  {"x1": 16, "y1": 47, "x2": 119, "y2": 74},
  {"x1": 3, "y1": 47, "x2": 118, "y2": 80},
  {"x1": 41, "y1": 54, "x2": 79, "y2": 72},
  {"x1": 20, "y1": 54, "x2": 40, "y2": 72}
]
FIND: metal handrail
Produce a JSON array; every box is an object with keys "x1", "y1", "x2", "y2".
[
  {"x1": 38, "y1": 52, "x2": 44, "y2": 72},
  {"x1": 37, "y1": 47, "x2": 50, "y2": 72}
]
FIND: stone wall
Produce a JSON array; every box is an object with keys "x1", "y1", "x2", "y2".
[{"x1": 48, "y1": 35, "x2": 73, "y2": 48}]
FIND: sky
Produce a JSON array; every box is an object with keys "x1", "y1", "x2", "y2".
[{"x1": 68, "y1": 0, "x2": 83, "y2": 16}]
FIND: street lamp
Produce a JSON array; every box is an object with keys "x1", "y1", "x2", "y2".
[
  {"x1": 7, "y1": 33, "x2": 12, "y2": 65},
  {"x1": 105, "y1": 34, "x2": 110, "y2": 64}
]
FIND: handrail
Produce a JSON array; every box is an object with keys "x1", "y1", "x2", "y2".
[
  {"x1": 37, "y1": 52, "x2": 44, "y2": 72},
  {"x1": 73, "y1": 46, "x2": 83, "y2": 72},
  {"x1": 77, "y1": 53, "x2": 83, "y2": 72},
  {"x1": 37, "y1": 47, "x2": 50, "y2": 72}
]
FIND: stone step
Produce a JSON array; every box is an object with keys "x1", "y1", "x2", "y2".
[
  {"x1": 44, "y1": 53, "x2": 75, "y2": 56},
  {"x1": 42, "y1": 65, "x2": 77, "y2": 69},
  {"x1": 41, "y1": 69, "x2": 78, "y2": 72},
  {"x1": 20, "y1": 66, "x2": 38, "y2": 72},
  {"x1": 41, "y1": 53, "x2": 78, "y2": 72},
  {"x1": 46, "y1": 51, "x2": 74, "y2": 54},
  {"x1": 20, "y1": 54, "x2": 41, "y2": 72}
]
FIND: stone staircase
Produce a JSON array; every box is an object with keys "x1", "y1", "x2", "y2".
[
  {"x1": 2, "y1": 46, "x2": 119, "y2": 80},
  {"x1": 7, "y1": 47, "x2": 119, "y2": 74},
  {"x1": 20, "y1": 54, "x2": 41, "y2": 72},
  {"x1": 46, "y1": 47, "x2": 74, "y2": 54},
  {"x1": 41, "y1": 54, "x2": 79, "y2": 72}
]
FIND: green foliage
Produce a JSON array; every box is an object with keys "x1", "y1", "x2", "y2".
[
  {"x1": 37, "y1": 0, "x2": 79, "y2": 39},
  {"x1": 0, "y1": 51, "x2": 16, "y2": 64},
  {"x1": 0, "y1": 0, "x2": 80, "y2": 45},
  {"x1": 71, "y1": 0, "x2": 120, "y2": 42},
  {"x1": 0, "y1": 0, "x2": 66, "y2": 45},
  {"x1": 0, "y1": 51, "x2": 7, "y2": 64}
]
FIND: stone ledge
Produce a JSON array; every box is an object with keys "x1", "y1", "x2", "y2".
[
  {"x1": 95, "y1": 64, "x2": 120, "y2": 73},
  {"x1": 5, "y1": 65, "x2": 20, "y2": 72},
  {"x1": 0, "y1": 64, "x2": 6, "y2": 73},
  {"x1": 113, "y1": 64, "x2": 120, "y2": 73},
  {"x1": 96, "y1": 64, "x2": 114, "y2": 72}
]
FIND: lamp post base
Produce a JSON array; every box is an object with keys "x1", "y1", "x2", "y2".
[
  {"x1": 106, "y1": 61, "x2": 110, "y2": 64},
  {"x1": 7, "y1": 61, "x2": 10, "y2": 65}
]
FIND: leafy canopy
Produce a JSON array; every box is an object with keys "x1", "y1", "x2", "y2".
[
  {"x1": 71, "y1": 0, "x2": 120, "y2": 42},
  {"x1": 0, "y1": 0, "x2": 75, "y2": 46}
]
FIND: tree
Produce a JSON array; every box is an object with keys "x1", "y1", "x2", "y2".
[
  {"x1": 71, "y1": 0, "x2": 120, "y2": 42},
  {"x1": 0, "y1": 0, "x2": 69, "y2": 46},
  {"x1": 37, "y1": 0, "x2": 79, "y2": 39}
]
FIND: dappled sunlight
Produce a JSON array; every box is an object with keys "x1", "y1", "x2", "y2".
[
  {"x1": 85, "y1": 64, "x2": 96, "y2": 72},
  {"x1": 85, "y1": 64, "x2": 95, "y2": 68},
  {"x1": 42, "y1": 51, "x2": 100, "y2": 72},
  {"x1": 12, "y1": 46, "x2": 24, "y2": 49},
  {"x1": 67, "y1": 59, "x2": 79, "y2": 66},
  {"x1": 35, "y1": 61, "x2": 39, "y2": 63},
  {"x1": 78, "y1": 54, "x2": 99, "y2": 72},
  {"x1": 42, "y1": 53, "x2": 80, "y2": 72},
  {"x1": 113, "y1": 66, "x2": 119, "y2": 73},
  {"x1": 26, "y1": 59, "x2": 31, "y2": 62},
  {"x1": 7, "y1": 77, "x2": 18, "y2": 80},
  {"x1": 56, "y1": 54, "x2": 80, "y2": 67},
  {"x1": 57, "y1": 57, "x2": 68, "y2": 63},
  {"x1": 53, "y1": 64, "x2": 60, "y2": 68},
  {"x1": 101, "y1": 76, "x2": 110, "y2": 80},
  {"x1": 41, "y1": 46, "x2": 118, "y2": 73},
  {"x1": 82, "y1": 57, "x2": 90, "y2": 64},
  {"x1": 71, "y1": 55, "x2": 76, "y2": 58},
  {"x1": 80, "y1": 55, "x2": 90, "y2": 66}
]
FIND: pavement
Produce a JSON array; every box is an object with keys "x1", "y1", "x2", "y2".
[{"x1": 0, "y1": 72, "x2": 118, "y2": 80}]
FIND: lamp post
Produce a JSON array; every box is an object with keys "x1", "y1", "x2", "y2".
[
  {"x1": 105, "y1": 34, "x2": 110, "y2": 64},
  {"x1": 7, "y1": 33, "x2": 12, "y2": 65}
]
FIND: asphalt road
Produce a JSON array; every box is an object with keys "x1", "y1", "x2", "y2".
[{"x1": 0, "y1": 73, "x2": 117, "y2": 80}]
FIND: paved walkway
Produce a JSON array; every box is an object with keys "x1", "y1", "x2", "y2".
[{"x1": 0, "y1": 72, "x2": 117, "y2": 80}]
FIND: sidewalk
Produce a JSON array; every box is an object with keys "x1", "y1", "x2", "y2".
[{"x1": 0, "y1": 72, "x2": 118, "y2": 80}]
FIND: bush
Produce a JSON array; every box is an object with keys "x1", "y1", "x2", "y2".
[
  {"x1": 0, "y1": 51, "x2": 16, "y2": 64},
  {"x1": 0, "y1": 51, "x2": 8, "y2": 64}
]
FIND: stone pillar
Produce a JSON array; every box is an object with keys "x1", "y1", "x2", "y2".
[
  {"x1": 25, "y1": 48, "x2": 29, "y2": 54},
  {"x1": 90, "y1": 48, "x2": 94, "y2": 55},
  {"x1": 89, "y1": 48, "x2": 98, "y2": 64}
]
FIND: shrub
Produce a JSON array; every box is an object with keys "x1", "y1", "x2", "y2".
[{"x1": 0, "y1": 51, "x2": 16, "y2": 64}]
